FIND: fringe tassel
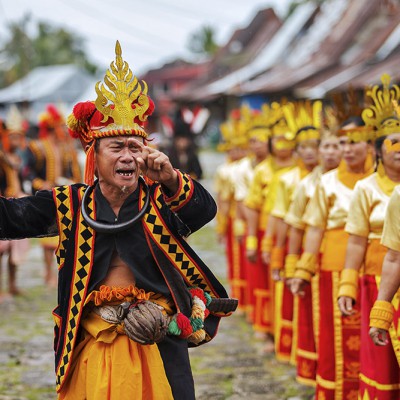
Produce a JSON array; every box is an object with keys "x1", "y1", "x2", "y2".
[{"x1": 84, "y1": 142, "x2": 95, "y2": 186}]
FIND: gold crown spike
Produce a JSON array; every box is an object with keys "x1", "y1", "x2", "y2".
[
  {"x1": 242, "y1": 103, "x2": 272, "y2": 142},
  {"x1": 282, "y1": 100, "x2": 322, "y2": 142},
  {"x1": 94, "y1": 41, "x2": 150, "y2": 130},
  {"x1": 362, "y1": 73, "x2": 400, "y2": 137}
]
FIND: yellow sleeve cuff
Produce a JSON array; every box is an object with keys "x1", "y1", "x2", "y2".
[
  {"x1": 294, "y1": 252, "x2": 317, "y2": 282},
  {"x1": 369, "y1": 300, "x2": 395, "y2": 331},
  {"x1": 285, "y1": 254, "x2": 300, "y2": 279},
  {"x1": 337, "y1": 269, "x2": 359, "y2": 301}
]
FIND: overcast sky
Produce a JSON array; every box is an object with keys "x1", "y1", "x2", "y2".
[{"x1": 0, "y1": 0, "x2": 291, "y2": 74}]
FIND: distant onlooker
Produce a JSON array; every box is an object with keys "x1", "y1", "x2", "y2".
[{"x1": 167, "y1": 121, "x2": 203, "y2": 180}]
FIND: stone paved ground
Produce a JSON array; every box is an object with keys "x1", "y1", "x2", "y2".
[{"x1": 0, "y1": 150, "x2": 315, "y2": 399}]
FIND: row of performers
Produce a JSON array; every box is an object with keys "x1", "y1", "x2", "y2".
[
  {"x1": 214, "y1": 74, "x2": 400, "y2": 400},
  {"x1": 0, "y1": 104, "x2": 82, "y2": 294}
]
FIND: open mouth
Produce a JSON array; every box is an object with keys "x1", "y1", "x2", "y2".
[{"x1": 116, "y1": 169, "x2": 134, "y2": 177}]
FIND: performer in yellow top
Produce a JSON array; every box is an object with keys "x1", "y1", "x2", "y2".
[
  {"x1": 338, "y1": 74, "x2": 400, "y2": 400},
  {"x1": 291, "y1": 114, "x2": 374, "y2": 400},
  {"x1": 244, "y1": 102, "x2": 295, "y2": 351},
  {"x1": 266, "y1": 101, "x2": 321, "y2": 363},
  {"x1": 214, "y1": 110, "x2": 247, "y2": 292},
  {"x1": 285, "y1": 127, "x2": 343, "y2": 386},
  {"x1": 369, "y1": 187, "x2": 400, "y2": 352}
]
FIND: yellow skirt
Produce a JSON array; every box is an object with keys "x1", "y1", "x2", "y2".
[{"x1": 58, "y1": 306, "x2": 173, "y2": 399}]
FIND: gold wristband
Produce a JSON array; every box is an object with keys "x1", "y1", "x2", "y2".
[
  {"x1": 296, "y1": 252, "x2": 317, "y2": 275},
  {"x1": 261, "y1": 236, "x2": 273, "y2": 253},
  {"x1": 338, "y1": 269, "x2": 359, "y2": 301},
  {"x1": 271, "y1": 247, "x2": 285, "y2": 270},
  {"x1": 293, "y1": 268, "x2": 313, "y2": 282},
  {"x1": 285, "y1": 254, "x2": 300, "y2": 279},
  {"x1": 233, "y1": 219, "x2": 246, "y2": 236},
  {"x1": 369, "y1": 300, "x2": 395, "y2": 331},
  {"x1": 246, "y1": 235, "x2": 258, "y2": 251},
  {"x1": 337, "y1": 284, "x2": 358, "y2": 301}
]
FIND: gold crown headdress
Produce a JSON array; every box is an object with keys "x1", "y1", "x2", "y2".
[
  {"x1": 282, "y1": 100, "x2": 322, "y2": 143},
  {"x1": 67, "y1": 41, "x2": 154, "y2": 185},
  {"x1": 217, "y1": 109, "x2": 247, "y2": 152},
  {"x1": 328, "y1": 85, "x2": 372, "y2": 142},
  {"x1": 241, "y1": 103, "x2": 272, "y2": 143},
  {"x1": 362, "y1": 73, "x2": 400, "y2": 139}
]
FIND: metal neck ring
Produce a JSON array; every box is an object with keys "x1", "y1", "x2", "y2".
[{"x1": 80, "y1": 177, "x2": 150, "y2": 233}]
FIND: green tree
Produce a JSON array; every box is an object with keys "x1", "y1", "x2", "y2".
[
  {"x1": 187, "y1": 25, "x2": 219, "y2": 58},
  {"x1": 285, "y1": 0, "x2": 328, "y2": 19},
  {"x1": 0, "y1": 15, "x2": 97, "y2": 88}
]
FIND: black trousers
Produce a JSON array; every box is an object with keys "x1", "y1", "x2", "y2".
[{"x1": 157, "y1": 336, "x2": 195, "y2": 400}]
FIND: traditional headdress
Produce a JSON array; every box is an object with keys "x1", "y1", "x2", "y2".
[
  {"x1": 38, "y1": 104, "x2": 65, "y2": 140},
  {"x1": 217, "y1": 108, "x2": 247, "y2": 152},
  {"x1": 362, "y1": 73, "x2": 400, "y2": 139},
  {"x1": 282, "y1": 100, "x2": 322, "y2": 143},
  {"x1": 3, "y1": 105, "x2": 27, "y2": 152},
  {"x1": 67, "y1": 41, "x2": 155, "y2": 185},
  {"x1": 241, "y1": 103, "x2": 271, "y2": 143}
]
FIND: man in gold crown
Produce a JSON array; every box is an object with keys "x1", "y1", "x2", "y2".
[
  {"x1": 0, "y1": 42, "x2": 236, "y2": 399},
  {"x1": 25, "y1": 103, "x2": 82, "y2": 287}
]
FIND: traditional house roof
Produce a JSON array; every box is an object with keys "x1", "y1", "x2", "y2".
[
  {"x1": 176, "y1": 7, "x2": 286, "y2": 102},
  {"x1": 239, "y1": 0, "x2": 400, "y2": 97},
  {"x1": 0, "y1": 64, "x2": 93, "y2": 120}
]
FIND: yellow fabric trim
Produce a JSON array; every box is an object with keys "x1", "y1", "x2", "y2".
[
  {"x1": 290, "y1": 295, "x2": 299, "y2": 366},
  {"x1": 316, "y1": 374, "x2": 336, "y2": 390},
  {"x1": 274, "y1": 280, "x2": 284, "y2": 355},
  {"x1": 296, "y1": 375, "x2": 317, "y2": 388},
  {"x1": 332, "y1": 272, "x2": 344, "y2": 400},
  {"x1": 359, "y1": 373, "x2": 400, "y2": 390},
  {"x1": 312, "y1": 274, "x2": 320, "y2": 351},
  {"x1": 56, "y1": 186, "x2": 95, "y2": 392},
  {"x1": 297, "y1": 348, "x2": 318, "y2": 360}
]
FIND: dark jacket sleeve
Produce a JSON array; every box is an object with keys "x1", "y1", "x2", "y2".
[
  {"x1": 161, "y1": 172, "x2": 217, "y2": 235},
  {"x1": 0, "y1": 190, "x2": 58, "y2": 239}
]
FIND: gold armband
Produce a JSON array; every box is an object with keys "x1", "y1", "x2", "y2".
[
  {"x1": 369, "y1": 300, "x2": 395, "y2": 331},
  {"x1": 216, "y1": 214, "x2": 228, "y2": 235},
  {"x1": 261, "y1": 236, "x2": 273, "y2": 253},
  {"x1": 294, "y1": 252, "x2": 317, "y2": 283},
  {"x1": 246, "y1": 235, "x2": 258, "y2": 251},
  {"x1": 233, "y1": 219, "x2": 246, "y2": 236},
  {"x1": 271, "y1": 247, "x2": 285, "y2": 270},
  {"x1": 284, "y1": 254, "x2": 300, "y2": 279},
  {"x1": 337, "y1": 269, "x2": 359, "y2": 301}
]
